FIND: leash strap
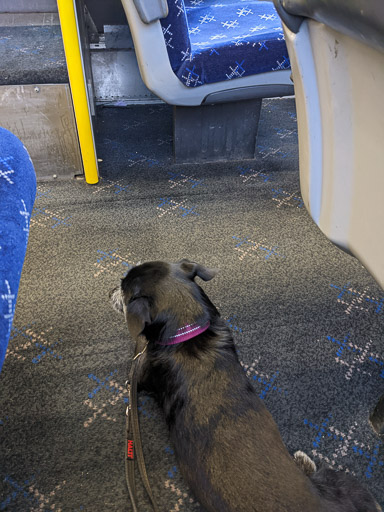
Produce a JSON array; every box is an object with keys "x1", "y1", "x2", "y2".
[
  {"x1": 125, "y1": 340, "x2": 160, "y2": 512},
  {"x1": 125, "y1": 363, "x2": 138, "y2": 512}
]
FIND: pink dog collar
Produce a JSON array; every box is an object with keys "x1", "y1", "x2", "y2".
[{"x1": 157, "y1": 322, "x2": 210, "y2": 346}]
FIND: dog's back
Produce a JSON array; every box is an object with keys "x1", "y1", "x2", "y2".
[
  {"x1": 160, "y1": 324, "x2": 380, "y2": 512},
  {"x1": 164, "y1": 333, "x2": 325, "y2": 511},
  {"x1": 111, "y1": 259, "x2": 381, "y2": 512}
]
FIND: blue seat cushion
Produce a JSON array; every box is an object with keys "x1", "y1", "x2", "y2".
[
  {"x1": 160, "y1": 0, "x2": 290, "y2": 87},
  {"x1": 0, "y1": 128, "x2": 36, "y2": 372}
]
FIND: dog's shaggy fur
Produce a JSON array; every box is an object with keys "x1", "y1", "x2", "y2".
[{"x1": 110, "y1": 259, "x2": 381, "y2": 512}]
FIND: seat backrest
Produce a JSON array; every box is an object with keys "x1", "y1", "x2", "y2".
[{"x1": 159, "y1": 0, "x2": 191, "y2": 75}]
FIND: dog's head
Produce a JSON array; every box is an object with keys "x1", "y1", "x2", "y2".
[{"x1": 110, "y1": 259, "x2": 218, "y2": 343}]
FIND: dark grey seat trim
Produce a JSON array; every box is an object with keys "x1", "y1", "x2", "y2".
[
  {"x1": 273, "y1": 0, "x2": 304, "y2": 34},
  {"x1": 277, "y1": 0, "x2": 384, "y2": 52},
  {"x1": 203, "y1": 84, "x2": 294, "y2": 105}
]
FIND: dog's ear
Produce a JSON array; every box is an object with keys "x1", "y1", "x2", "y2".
[
  {"x1": 126, "y1": 296, "x2": 152, "y2": 338},
  {"x1": 178, "y1": 259, "x2": 218, "y2": 281}
]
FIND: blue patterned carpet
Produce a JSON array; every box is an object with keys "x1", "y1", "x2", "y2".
[
  {"x1": 0, "y1": 98, "x2": 383, "y2": 511},
  {"x1": 0, "y1": 26, "x2": 67, "y2": 86}
]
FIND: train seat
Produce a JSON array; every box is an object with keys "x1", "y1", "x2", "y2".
[
  {"x1": 274, "y1": 0, "x2": 384, "y2": 288},
  {"x1": 0, "y1": 128, "x2": 36, "y2": 372},
  {"x1": 121, "y1": 0, "x2": 293, "y2": 106},
  {"x1": 120, "y1": 0, "x2": 294, "y2": 162}
]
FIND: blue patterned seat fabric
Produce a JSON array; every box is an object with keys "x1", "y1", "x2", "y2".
[
  {"x1": 0, "y1": 128, "x2": 36, "y2": 372},
  {"x1": 160, "y1": 0, "x2": 290, "y2": 87}
]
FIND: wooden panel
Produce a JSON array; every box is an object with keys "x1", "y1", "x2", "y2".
[{"x1": 0, "y1": 84, "x2": 83, "y2": 180}]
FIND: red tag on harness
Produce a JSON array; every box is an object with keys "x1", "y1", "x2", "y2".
[{"x1": 127, "y1": 439, "x2": 134, "y2": 460}]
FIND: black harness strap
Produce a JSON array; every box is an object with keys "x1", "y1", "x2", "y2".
[{"x1": 125, "y1": 339, "x2": 160, "y2": 512}]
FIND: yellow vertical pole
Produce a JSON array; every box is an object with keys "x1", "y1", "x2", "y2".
[{"x1": 57, "y1": 0, "x2": 99, "y2": 184}]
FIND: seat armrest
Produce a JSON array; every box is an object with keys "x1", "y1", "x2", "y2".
[
  {"x1": 279, "y1": 0, "x2": 384, "y2": 51},
  {"x1": 133, "y1": 0, "x2": 168, "y2": 24}
]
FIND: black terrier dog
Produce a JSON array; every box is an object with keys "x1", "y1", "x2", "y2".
[{"x1": 110, "y1": 259, "x2": 381, "y2": 512}]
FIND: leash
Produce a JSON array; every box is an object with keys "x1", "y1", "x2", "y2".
[
  {"x1": 125, "y1": 337, "x2": 160, "y2": 512},
  {"x1": 124, "y1": 322, "x2": 210, "y2": 511}
]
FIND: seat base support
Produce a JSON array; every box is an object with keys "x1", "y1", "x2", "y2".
[{"x1": 173, "y1": 98, "x2": 262, "y2": 163}]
